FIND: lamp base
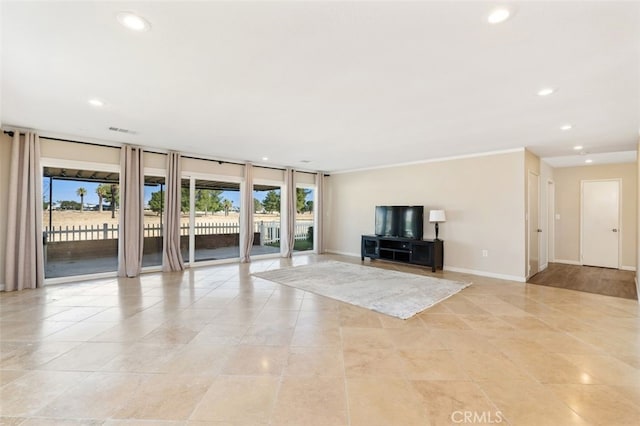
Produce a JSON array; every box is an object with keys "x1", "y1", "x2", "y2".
[{"x1": 434, "y1": 222, "x2": 439, "y2": 240}]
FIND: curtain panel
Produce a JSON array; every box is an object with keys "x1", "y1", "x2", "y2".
[
  {"x1": 239, "y1": 162, "x2": 254, "y2": 263},
  {"x1": 281, "y1": 168, "x2": 296, "y2": 258},
  {"x1": 118, "y1": 145, "x2": 144, "y2": 277},
  {"x1": 315, "y1": 172, "x2": 325, "y2": 254},
  {"x1": 162, "y1": 151, "x2": 185, "y2": 271},
  {"x1": 3, "y1": 132, "x2": 44, "y2": 291}
]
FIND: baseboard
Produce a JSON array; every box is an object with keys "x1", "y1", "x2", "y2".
[
  {"x1": 539, "y1": 263, "x2": 549, "y2": 272},
  {"x1": 0, "y1": 283, "x2": 4, "y2": 291},
  {"x1": 326, "y1": 250, "x2": 527, "y2": 282},
  {"x1": 554, "y1": 259, "x2": 636, "y2": 271},
  {"x1": 553, "y1": 259, "x2": 581, "y2": 266},
  {"x1": 635, "y1": 277, "x2": 639, "y2": 301},
  {"x1": 325, "y1": 249, "x2": 361, "y2": 258},
  {"x1": 44, "y1": 271, "x2": 117, "y2": 286},
  {"x1": 443, "y1": 266, "x2": 526, "y2": 283}
]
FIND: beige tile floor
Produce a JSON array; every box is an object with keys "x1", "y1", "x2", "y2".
[{"x1": 1, "y1": 254, "x2": 639, "y2": 425}]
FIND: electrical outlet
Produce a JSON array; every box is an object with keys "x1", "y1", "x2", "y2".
[
  {"x1": 482, "y1": 249, "x2": 489, "y2": 257},
  {"x1": 555, "y1": 214, "x2": 560, "y2": 220}
]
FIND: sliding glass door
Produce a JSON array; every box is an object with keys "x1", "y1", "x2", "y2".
[
  {"x1": 294, "y1": 185, "x2": 315, "y2": 252},
  {"x1": 253, "y1": 183, "x2": 282, "y2": 256},
  {"x1": 142, "y1": 175, "x2": 165, "y2": 268},
  {"x1": 180, "y1": 175, "x2": 243, "y2": 263},
  {"x1": 42, "y1": 165, "x2": 120, "y2": 278}
]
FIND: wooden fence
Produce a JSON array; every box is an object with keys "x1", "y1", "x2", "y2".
[{"x1": 44, "y1": 220, "x2": 313, "y2": 244}]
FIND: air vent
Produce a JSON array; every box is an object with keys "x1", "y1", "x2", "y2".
[{"x1": 108, "y1": 126, "x2": 137, "y2": 135}]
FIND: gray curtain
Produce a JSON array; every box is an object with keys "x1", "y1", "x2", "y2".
[
  {"x1": 4, "y1": 132, "x2": 44, "y2": 291},
  {"x1": 162, "y1": 151, "x2": 184, "y2": 271},
  {"x1": 315, "y1": 172, "x2": 325, "y2": 254},
  {"x1": 281, "y1": 168, "x2": 296, "y2": 258},
  {"x1": 239, "y1": 162, "x2": 254, "y2": 263},
  {"x1": 118, "y1": 145, "x2": 144, "y2": 277}
]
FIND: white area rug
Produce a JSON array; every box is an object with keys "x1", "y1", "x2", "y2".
[{"x1": 253, "y1": 261, "x2": 471, "y2": 319}]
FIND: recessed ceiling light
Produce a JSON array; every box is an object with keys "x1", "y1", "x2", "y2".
[
  {"x1": 300, "y1": 160, "x2": 311, "y2": 164},
  {"x1": 88, "y1": 98, "x2": 104, "y2": 107},
  {"x1": 585, "y1": 159, "x2": 593, "y2": 164},
  {"x1": 262, "y1": 157, "x2": 269, "y2": 161},
  {"x1": 537, "y1": 88, "x2": 555, "y2": 97},
  {"x1": 573, "y1": 145, "x2": 583, "y2": 150},
  {"x1": 117, "y1": 12, "x2": 151, "y2": 32},
  {"x1": 487, "y1": 8, "x2": 511, "y2": 24},
  {"x1": 561, "y1": 124, "x2": 573, "y2": 131}
]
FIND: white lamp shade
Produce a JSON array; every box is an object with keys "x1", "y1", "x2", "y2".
[{"x1": 429, "y1": 209, "x2": 446, "y2": 223}]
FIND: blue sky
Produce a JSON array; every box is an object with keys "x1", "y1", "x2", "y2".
[{"x1": 45, "y1": 179, "x2": 312, "y2": 208}]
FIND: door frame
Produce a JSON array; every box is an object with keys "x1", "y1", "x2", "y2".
[
  {"x1": 580, "y1": 178, "x2": 622, "y2": 268},
  {"x1": 40, "y1": 157, "x2": 121, "y2": 285},
  {"x1": 527, "y1": 170, "x2": 540, "y2": 279},
  {"x1": 546, "y1": 179, "x2": 555, "y2": 265}
]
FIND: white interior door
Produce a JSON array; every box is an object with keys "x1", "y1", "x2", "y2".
[
  {"x1": 528, "y1": 172, "x2": 540, "y2": 277},
  {"x1": 581, "y1": 180, "x2": 620, "y2": 268}
]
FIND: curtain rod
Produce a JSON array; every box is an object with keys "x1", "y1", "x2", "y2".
[
  {"x1": 3, "y1": 130, "x2": 328, "y2": 176},
  {"x1": 179, "y1": 154, "x2": 325, "y2": 176}
]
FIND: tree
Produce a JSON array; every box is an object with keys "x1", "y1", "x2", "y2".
[
  {"x1": 96, "y1": 184, "x2": 109, "y2": 212},
  {"x1": 223, "y1": 199, "x2": 234, "y2": 216},
  {"x1": 262, "y1": 190, "x2": 280, "y2": 214},
  {"x1": 60, "y1": 200, "x2": 82, "y2": 210},
  {"x1": 43, "y1": 179, "x2": 50, "y2": 211},
  {"x1": 76, "y1": 187, "x2": 87, "y2": 212},
  {"x1": 181, "y1": 188, "x2": 190, "y2": 213},
  {"x1": 253, "y1": 198, "x2": 263, "y2": 213},
  {"x1": 196, "y1": 189, "x2": 222, "y2": 215},
  {"x1": 105, "y1": 184, "x2": 119, "y2": 219},
  {"x1": 296, "y1": 188, "x2": 311, "y2": 213},
  {"x1": 148, "y1": 190, "x2": 164, "y2": 214},
  {"x1": 305, "y1": 200, "x2": 314, "y2": 213}
]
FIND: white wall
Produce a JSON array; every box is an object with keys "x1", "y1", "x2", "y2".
[
  {"x1": 636, "y1": 141, "x2": 640, "y2": 297},
  {"x1": 326, "y1": 150, "x2": 527, "y2": 281}
]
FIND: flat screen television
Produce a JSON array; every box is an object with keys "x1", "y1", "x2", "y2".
[{"x1": 375, "y1": 206, "x2": 424, "y2": 239}]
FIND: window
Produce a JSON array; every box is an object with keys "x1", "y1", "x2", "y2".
[
  {"x1": 42, "y1": 166, "x2": 120, "y2": 278},
  {"x1": 142, "y1": 175, "x2": 165, "y2": 268},
  {"x1": 294, "y1": 185, "x2": 315, "y2": 252},
  {"x1": 181, "y1": 176, "x2": 243, "y2": 263},
  {"x1": 181, "y1": 178, "x2": 191, "y2": 263},
  {"x1": 253, "y1": 183, "x2": 282, "y2": 255}
]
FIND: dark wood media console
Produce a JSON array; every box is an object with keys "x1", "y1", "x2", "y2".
[{"x1": 361, "y1": 235, "x2": 443, "y2": 272}]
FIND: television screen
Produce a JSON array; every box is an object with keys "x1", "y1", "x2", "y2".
[
  {"x1": 375, "y1": 206, "x2": 423, "y2": 239},
  {"x1": 375, "y1": 206, "x2": 395, "y2": 236}
]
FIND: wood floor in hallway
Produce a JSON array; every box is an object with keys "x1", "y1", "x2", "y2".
[{"x1": 528, "y1": 262, "x2": 637, "y2": 300}]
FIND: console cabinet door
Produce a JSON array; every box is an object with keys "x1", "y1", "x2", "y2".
[
  {"x1": 361, "y1": 236, "x2": 379, "y2": 259},
  {"x1": 410, "y1": 242, "x2": 432, "y2": 265}
]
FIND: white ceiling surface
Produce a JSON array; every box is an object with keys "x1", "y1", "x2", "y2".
[
  {"x1": 1, "y1": 1, "x2": 639, "y2": 172},
  {"x1": 542, "y1": 150, "x2": 637, "y2": 168}
]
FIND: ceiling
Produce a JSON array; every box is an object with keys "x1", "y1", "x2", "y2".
[{"x1": 2, "y1": 1, "x2": 638, "y2": 172}]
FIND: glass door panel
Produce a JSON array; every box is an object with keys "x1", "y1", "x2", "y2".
[
  {"x1": 142, "y1": 176, "x2": 165, "y2": 268},
  {"x1": 253, "y1": 184, "x2": 281, "y2": 255},
  {"x1": 294, "y1": 187, "x2": 315, "y2": 252},
  {"x1": 43, "y1": 167, "x2": 120, "y2": 278}
]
